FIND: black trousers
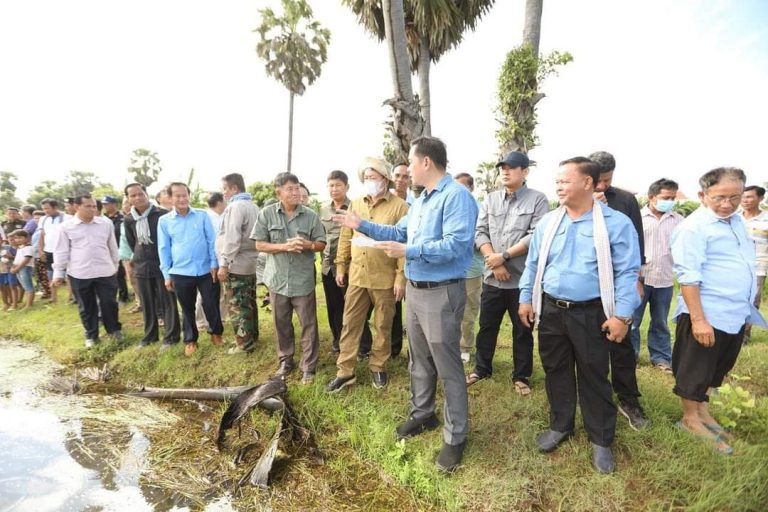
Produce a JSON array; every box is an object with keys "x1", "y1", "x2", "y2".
[
  {"x1": 359, "y1": 299, "x2": 400, "y2": 356},
  {"x1": 135, "y1": 275, "x2": 180, "y2": 345},
  {"x1": 473, "y1": 285, "x2": 534, "y2": 383},
  {"x1": 538, "y1": 298, "x2": 616, "y2": 447},
  {"x1": 172, "y1": 273, "x2": 223, "y2": 343},
  {"x1": 116, "y1": 262, "x2": 129, "y2": 302},
  {"x1": 673, "y1": 313, "x2": 744, "y2": 402},
  {"x1": 69, "y1": 275, "x2": 121, "y2": 340},
  {"x1": 609, "y1": 332, "x2": 642, "y2": 406},
  {"x1": 321, "y1": 271, "x2": 346, "y2": 349}
]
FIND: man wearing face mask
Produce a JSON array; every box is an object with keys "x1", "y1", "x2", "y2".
[
  {"x1": 630, "y1": 178, "x2": 683, "y2": 372},
  {"x1": 670, "y1": 167, "x2": 765, "y2": 454},
  {"x1": 327, "y1": 158, "x2": 409, "y2": 392}
]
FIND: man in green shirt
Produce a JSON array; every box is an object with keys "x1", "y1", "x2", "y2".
[{"x1": 251, "y1": 172, "x2": 326, "y2": 384}]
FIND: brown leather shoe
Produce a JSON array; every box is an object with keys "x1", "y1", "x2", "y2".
[
  {"x1": 211, "y1": 334, "x2": 224, "y2": 346},
  {"x1": 184, "y1": 342, "x2": 198, "y2": 356}
]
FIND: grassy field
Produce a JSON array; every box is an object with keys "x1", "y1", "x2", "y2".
[{"x1": 2, "y1": 283, "x2": 767, "y2": 511}]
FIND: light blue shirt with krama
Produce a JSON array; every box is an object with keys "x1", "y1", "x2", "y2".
[
  {"x1": 359, "y1": 174, "x2": 478, "y2": 282},
  {"x1": 519, "y1": 202, "x2": 641, "y2": 318},
  {"x1": 158, "y1": 207, "x2": 218, "y2": 279},
  {"x1": 671, "y1": 206, "x2": 766, "y2": 334}
]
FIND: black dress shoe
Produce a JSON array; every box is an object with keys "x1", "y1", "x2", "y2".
[
  {"x1": 591, "y1": 444, "x2": 615, "y2": 474},
  {"x1": 436, "y1": 439, "x2": 467, "y2": 473},
  {"x1": 396, "y1": 414, "x2": 440, "y2": 439},
  {"x1": 536, "y1": 430, "x2": 573, "y2": 452},
  {"x1": 275, "y1": 360, "x2": 295, "y2": 378},
  {"x1": 325, "y1": 375, "x2": 356, "y2": 393},
  {"x1": 371, "y1": 371, "x2": 388, "y2": 389}
]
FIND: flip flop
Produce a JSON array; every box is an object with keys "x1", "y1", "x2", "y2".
[
  {"x1": 704, "y1": 423, "x2": 735, "y2": 442},
  {"x1": 676, "y1": 421, "x2": 733, "y2": 455},
  {"x1": 514, "y1": 380, "x2": 532, "y2": 396},
  {"x1": 465, "y1": 373, "x2": 487, "y2": 387}
]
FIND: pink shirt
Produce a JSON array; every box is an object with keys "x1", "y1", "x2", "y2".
[{"x1": 53, "y1": 215, "x2": 119, "y2": 280}]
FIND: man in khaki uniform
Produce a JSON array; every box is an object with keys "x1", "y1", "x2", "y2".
[{"x1": 326, "y1": 157, "x2": 409, "y2": 391}]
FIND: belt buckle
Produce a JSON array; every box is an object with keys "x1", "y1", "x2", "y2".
[{"x1": 555, "y1": 299, "x2": 570, "y2": 309}]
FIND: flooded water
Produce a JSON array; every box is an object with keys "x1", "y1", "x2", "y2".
[{"x1": 0, "y1": 339, "x2": 235, "y2": 512}]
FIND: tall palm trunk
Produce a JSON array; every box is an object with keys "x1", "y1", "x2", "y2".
[
  {"x1": 287, "y1": 91, "x2": 294, "y2": 172},
  {"x1": 523, "y1": 0, "x2": 543, "y2": 53},
  {"x1": 382, "y1": 0, "x2": 424, "y2": 161},
  {"x1": 418, "y1": 35, "x2": 431, "y2": 136}
]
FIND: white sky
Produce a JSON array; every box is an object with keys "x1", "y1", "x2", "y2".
[{"x1": 1, "y1": 0, "x2": 766, "y2": 202}]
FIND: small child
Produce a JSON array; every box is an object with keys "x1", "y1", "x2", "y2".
[
  {"x1": 10, "y1": 230, "x2": 35, "y2": 310},
  {"x1": 0, "y1": 240, "x2": 19, "y2": 310}
]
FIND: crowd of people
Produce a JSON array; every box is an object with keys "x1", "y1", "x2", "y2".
[{"x1": 3, "y1": 136, "x2": 766, "y2": 475}]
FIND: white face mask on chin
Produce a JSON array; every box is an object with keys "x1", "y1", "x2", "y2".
[{"x1": 364, "y1": 180, "x2": 384, "y2": 197}]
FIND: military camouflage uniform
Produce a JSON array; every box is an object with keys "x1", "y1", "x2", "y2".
[{"x1": 227, "y1": 273, "x2": 258, "y2": 350}]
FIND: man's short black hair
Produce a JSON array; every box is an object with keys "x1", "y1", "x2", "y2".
[
  {"x1": 411, "y1": 136, "x2": 448, "y2": 170},
  {"x1": 10, "y1": 229, "x2": 29, "y2": 239},
  {"x1": 74, "y1": 194, "x2": 94, "y2": 205},
  {"x1": 124, "y1": 182, "x2": 147, "y2": 196},
  {"x1": 454, "y1": 172, "x2": 474, "y2": 188},
  {"x1": 648, "y1": 178, "x2": 679, "y2": 197},
  {"x1": 41, "y1": 198, "x2": 59, "y2": 208},
  {"x1": 559, "y1": 156, "x2": 601, "y2": 187},
  {"x1": 745, "y1": 185, "x2": 766, "y2": 198},
  {"x1": 166, "y1": 182, "x2": 191, "y2": 196},
  {"x1": 327, "y1": 170, "x2": 349, "y2": 185},
  {"x1": 588, "y1": 151, "x2": 616, "y2": 173},
  {"x1": 698, "y1": 167, "x2": 746, "y2": 191},
  {"x1": 222, "y1": 173, "x2": 246, "y2": 193},
  {"x1": 274, "y1": 172, "x2": 299, "y2": 188},
  {"x1": 21, "y1": 205, "x2": 35, "y2": 215},
  {"x1": 207, "y1": 192, "x2": 224, "y2": 208}
]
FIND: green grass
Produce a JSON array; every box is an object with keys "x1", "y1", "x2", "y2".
[{"x1": 2, "y1": 284, "x2": 768, "y2": 511}]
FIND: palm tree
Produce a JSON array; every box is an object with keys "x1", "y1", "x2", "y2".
[
  {"x1": 255, "y1": 0, "x2": 331, "y2": 172},
  {"x1": 344, "y1": 0, "x2": 495, "y2": 137}
]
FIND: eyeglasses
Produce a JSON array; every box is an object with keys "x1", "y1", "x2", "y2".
[{"x1": 706, "y1": 194, "x2": 742, "y2": 204}]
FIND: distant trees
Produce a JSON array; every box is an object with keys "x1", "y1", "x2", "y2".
[
  {"x1": 127, "y1": 149, "x2": 162, "y2": 188},
  {"x1": 255, "y1": 0, "x2": 331, "y2": 172},
  {"x1": 247, "y1": 181, "x2": 277, "y2": 207},
  {"x1": 0, "y1": 172, "x2": 22, "y2": 212}
]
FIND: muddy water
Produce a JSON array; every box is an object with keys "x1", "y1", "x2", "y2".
[{"x1": 0, "y1": 339, "x2": 234, "y2": 512}]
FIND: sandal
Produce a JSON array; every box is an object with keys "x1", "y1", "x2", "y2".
[
  {"x1": 514, "y1": 380, "x2": 532, "y2": 396},
  {"x1": 465, "y1": 373, "x2": 487, "y2": 387},
  {"x1": 654, "y1": 363, "x2": 673, "y2": 375},
  {"x1": 676, "y1": 421, "x2": 733, "y2": 455},
  {"x1": 704, "y1": 423, "x2": 734, "y2": 442}
]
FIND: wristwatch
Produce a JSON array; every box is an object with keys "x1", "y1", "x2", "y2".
[
  {"x1": 614, "y1": 316, "x2": 633, "y2": 325},
  {"x1": 502, "y1": 251, "x2": 512, "y2": 261}
]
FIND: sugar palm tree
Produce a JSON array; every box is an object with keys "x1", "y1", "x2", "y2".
[
  {"x1": 255, "y1": 0, "x2": 331, "y2": 172},
  {"x1": 344, "y1": 0, "x2": 495, "y2": 137}
]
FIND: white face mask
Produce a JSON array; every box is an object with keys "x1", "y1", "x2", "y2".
[{"x1": 364, "y1": 180, "x2": 384, "y2": 197}]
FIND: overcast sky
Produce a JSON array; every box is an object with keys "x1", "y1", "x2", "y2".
[{"x1": 1, "y1": 0, "x2": 766, "y2": 202}]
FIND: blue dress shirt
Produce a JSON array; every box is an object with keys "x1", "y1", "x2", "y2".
[
  {"x1": 671, "y1": 206, "x2": 766, "y2": 334},
  {"x1": 359, "y1": 174, "x2": 479, "y2": 282},
  {"x1": 158, "y1": 207, "x2": 218, "y2": 279},
  {"x1": 519, "y1": 202, "x2": 641, "y2": 318}
]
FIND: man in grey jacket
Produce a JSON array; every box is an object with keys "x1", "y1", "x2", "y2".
[{"x1": 216, "y1": 173, "x2": 260, "y2": 354}]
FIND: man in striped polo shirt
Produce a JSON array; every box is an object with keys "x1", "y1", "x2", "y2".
[{"x1": 630, "y1": 178, "x2": 684, "y2": 372}]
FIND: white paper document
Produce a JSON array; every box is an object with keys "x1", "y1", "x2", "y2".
[{"x1": 351, "y1": 235, "x2": 381, "y2": 248}]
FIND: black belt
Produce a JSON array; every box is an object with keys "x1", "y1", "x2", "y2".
[
  {"x1": 544, "y1": 294, "x2": 602, "y2": 309},
  {"x1": 409, "y1": 278, "x2": 461, "y2": 289}
]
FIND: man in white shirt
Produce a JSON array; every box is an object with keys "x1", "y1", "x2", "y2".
[{"x1": 39, "y1": 198, "x2": 71, "y2": 303}]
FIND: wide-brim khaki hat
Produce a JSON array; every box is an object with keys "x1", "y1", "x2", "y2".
[{"x1": 358, "y1": 157, "x2": 393, "y2": 186}]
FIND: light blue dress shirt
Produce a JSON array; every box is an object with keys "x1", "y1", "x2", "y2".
[
  {"x1": 519, "y1": 202, "x2": 641, "y2": 318},
  {"x1": 158, "y1": 207, "x2": 218, "y2": 279},
  {"x1": 671, "y1": 206, "x2": 766, "y2": 334},
  {"x1": 360, "y1": 174, "x2": 479, "y2": 282}
]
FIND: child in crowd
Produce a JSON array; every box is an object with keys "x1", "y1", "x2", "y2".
[
  {"x1": 10, "y1": 230, "x2": 35, "y2": 310},
  {"x1": 0, "y1": 239, "x2": 19, "y2": 310}
]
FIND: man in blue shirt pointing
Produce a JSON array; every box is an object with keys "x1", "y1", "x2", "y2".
[
  {"x1": 519, "y1": 157, "x2": 641, "y2": 474},
  {"x1": 334, "y1": 136, "x2": 478, "y2": 473},
  {"x1": 158, "y1": 182, "x2": 223, "y2": 356}
]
